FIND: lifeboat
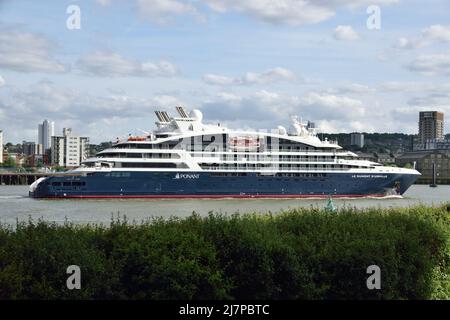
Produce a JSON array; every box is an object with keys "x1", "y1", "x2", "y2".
[
  {"x1": 229, "y1": 136, "x2": 261, "y2": 149},
  {"x1": 127, "y1": 136, "x2": 147, "y2": 142}
]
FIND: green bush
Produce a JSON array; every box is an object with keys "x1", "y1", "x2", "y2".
[{"x1": 0, "y1": 204, "x2": 449, "y2": 300}]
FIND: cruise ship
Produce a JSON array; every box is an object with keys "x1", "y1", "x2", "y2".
[{"x1": 29, "y1": 107, "x2": 420, "y2": 198}]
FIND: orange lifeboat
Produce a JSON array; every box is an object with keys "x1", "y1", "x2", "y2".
[
  {"x1": 229, "y1": 136, "x2": 261, "y2": 148},
  {"x1": 127, "y1": 136, "x2": 147, "y2": 142}
]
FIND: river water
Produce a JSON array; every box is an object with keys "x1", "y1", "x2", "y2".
[{"x1": 0, "y1": 185, "x2": 449, "y2": 226}]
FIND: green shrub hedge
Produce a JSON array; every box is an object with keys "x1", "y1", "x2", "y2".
[{"x1": 0, "y1": 204, "x2": 449, "y2": 300}]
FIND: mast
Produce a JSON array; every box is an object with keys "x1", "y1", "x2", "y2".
[{"x1": 430, "y1": 161, "x2": 437, "y2": 187}]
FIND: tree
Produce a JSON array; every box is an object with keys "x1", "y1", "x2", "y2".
[
  {"x1": 54, "y1": 166, "x2": 66, "y2": 172},
  {"x1": 2, "y1": 156, "x2": 16, "y2": 168}
]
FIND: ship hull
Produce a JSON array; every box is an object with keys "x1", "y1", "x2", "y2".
[{"x1": 29, "y1": 171, "x2": 419, "y2": 199}]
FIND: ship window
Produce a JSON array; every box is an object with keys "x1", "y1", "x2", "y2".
[
  {"x1": 127, "y1": 153, "x2": 143, "y2": 158},
  {"x1": 51, "y1": 182, "x2": 62, "y2": 186},
  {"x1": 121, "y1": 162, "x2": 178, "y2": 168}
]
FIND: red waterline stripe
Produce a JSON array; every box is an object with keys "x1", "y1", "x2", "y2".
[{"x1": 36, "y1": 194, "x2": 387, "y2": 199}]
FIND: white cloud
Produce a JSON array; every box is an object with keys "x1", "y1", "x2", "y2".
[
  {"x1": 203, "y1": 0, "x2": 398, "y2": 26},
  {"x1": 201, "y1": 90, "x2": 365, "y2": 128},
  {"x1": 203, "y1": 67, "x2": 296, "y2": 86},
  {"x1": 328, "y1": 83, "x2": 375, "y2": 94},
  {"x1": 204, "y1": 0, "x2": 334, "y2": 25},
  {"x1": 136, "y1": 0, "x2": 203, "y2": 24},
  {"x1": 203, "y1": 74, "x2": 236, "y2": 86},
  {"x1": 95, "y1": 0, "x2": 400, "y2": 26},
  {"x1": 378, "y1": 81, "x2": 423, "y2": 92},
  {"x1": 407, "y1": 54, "x2": 450, "y2": 76},
  {"x1": 0, "y1": 31, "x2": 66, "y2": 73},
  {"x1": 95, "y1": 0, "x2": 112, "y2": 6},
  {"x1": 299, "y1": 92, "x2": 365, "y2": 118},
  {"x1": 395, "y1": 25, "x2": 450, "y2": 50},
  {"x1": 316, "y1": 119, "x2": 376, "y2": 133},
  {"x1": 333, "y1": 25, "x2": 359, "y2": 41},
  {"x1": 394, "y1": 37, "x2": 425, "y2": 50},
  {"x1": 0, "y1": 76, "x2": 5, "y2": 88},
  {"x1": 215, "y1": 92, "x2": 243, "y2": 105},
  {"x1": 243, "y1": 68, "x2": 296, "y2": 84},
  {"x1": 342, "y1": 83, "x2": 374, "y2": 94},
  {"x1": 95, "y1": 0, "x2": 203, "y2": 24},
  {"x1": 0, "y1": 81, "x2": 184, "y2": 142},
  {"x1": 77, "y1": 52, "x2": 177, "y2": 77},
  {"x1": 422, "y1": 25, "x2": 450, "y2": 42}
]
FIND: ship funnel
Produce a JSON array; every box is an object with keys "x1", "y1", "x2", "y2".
[{"x1": 176, "y1": 106, "x2": 189, "y2": 118}]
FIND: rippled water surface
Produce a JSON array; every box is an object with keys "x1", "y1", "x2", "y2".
[{"x1": 0, "y1": 185, "x2": 449, "y2": 225}]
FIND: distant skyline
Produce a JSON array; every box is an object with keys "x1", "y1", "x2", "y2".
[
  {"x1": 1, "y1": 0, "x2": 450, "y2": 143},
  {"x1": 38, "y1": 119, "x2": 54, "y2": 150}
]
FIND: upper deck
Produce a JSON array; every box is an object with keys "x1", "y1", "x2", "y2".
[
  {"x1": 111, "y1": 107, "x2": 341, "y2": 151},
  {"x1": 76, "y1": 107, "x2": 405, "y2": 174}
]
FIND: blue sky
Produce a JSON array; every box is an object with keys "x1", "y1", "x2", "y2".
[{"x1": 1, "y1": 0, "x2": 450, "y2": 143}]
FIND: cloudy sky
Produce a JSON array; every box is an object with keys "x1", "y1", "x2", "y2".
[{"x1": 1, "y1": 0, "x2": 450, "y2": 143}]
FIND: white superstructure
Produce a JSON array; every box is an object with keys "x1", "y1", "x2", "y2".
[{"x1": 72, "y1": 107, "x2": 417, "y2": 177}]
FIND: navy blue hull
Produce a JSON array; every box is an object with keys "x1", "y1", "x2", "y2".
[{"x1": 29, "y1": 171, "x2": 419, "y2": 198}]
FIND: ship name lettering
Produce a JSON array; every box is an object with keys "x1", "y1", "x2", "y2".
[{"x1": 175, "y1": 173, "x2": 200, "y2": 179}]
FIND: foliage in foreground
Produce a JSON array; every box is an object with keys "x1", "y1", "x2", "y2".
[{"x1": 0, "y1": 204, "x2": 449, "y2": 300}]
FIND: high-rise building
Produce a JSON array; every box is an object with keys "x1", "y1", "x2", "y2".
[
  {"x1": 0, "y1": 129, "x2": 3, "y2": 164},
  {"x1": 22, "y1": 141, "x2": 43, "y2": 156},
  {"x1": 350, "y1": 133, "x2": 364, "y2": 148},
  {"x1": 38, "y1": 120, "x2": 55, "y2": 151},
  {"x1": 307, "y1": 121, "x2": 316, "y2": 129},
  {"x1": 51, "y1": 128, "x2": 89, "y2": 167},
  {"x1": 419, "y1": 111, "x2": 444, "y2": 143}
]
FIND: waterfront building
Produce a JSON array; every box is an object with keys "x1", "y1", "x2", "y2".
[
  {"x1": 23, "y1": 141, "x2": 43, "y2": 156},
  {"x1": 376, "y1": 153, "x2": 395, "y2": 164},
  {"x1": 419, "y1": 111, "x2": 444, "y2": 144},
  {"x1": 306, "y1": 121, "x2": 316, "y2": 130},
  {"x1": 0, "y1": 129, "x2": 3, "y2": 164},
  {"x1": 38, "y1": 120, "x2": 54, "y2": 151},
  {"x1": 353, "y1": 151, "x2": 377, "y2": 162},
  {"x1": 350, "y1": 133, "x2": 364, "y2": 148},
  {"x1": 51, "y1": 128, "x2": 89, "y2": 167},
  {"x1": 413, "y1": 138, "x2": 450, "y2": 151},
  {"x1": 3, "y1": 152, "x2": 25, "y2": 167},
  {"x1": 396, "y1": 150, "x2": 450, "y2": 184},
  {"x1": 26, "y1": 154, "x2": 47, "y2": 167}
]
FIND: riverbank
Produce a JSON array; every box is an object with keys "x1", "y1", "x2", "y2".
[{"x1": 0, "y1": 204, "x2": 449, "y2": 300}]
